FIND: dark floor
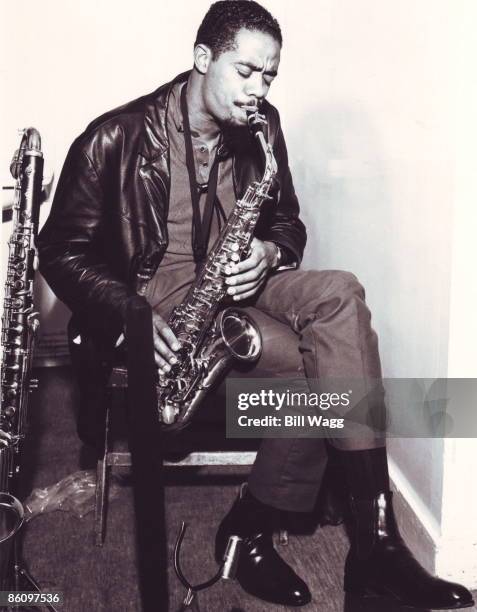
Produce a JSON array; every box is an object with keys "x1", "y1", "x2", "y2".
[{"x1": 13, "y1": 367, "x2": 477, "y2": 612}]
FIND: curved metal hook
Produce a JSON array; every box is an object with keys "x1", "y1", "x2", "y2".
[{"x1": 174, "y1": 522, "x2": 223, "y2": 593}]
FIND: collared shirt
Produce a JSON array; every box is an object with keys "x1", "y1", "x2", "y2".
[{"x1": 143, "y1": 80, "x2": 236, "y2": 319}]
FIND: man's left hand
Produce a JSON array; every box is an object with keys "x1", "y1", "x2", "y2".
[{"x1": 224, "y1": 238, "x2": 279, "y2": 301}]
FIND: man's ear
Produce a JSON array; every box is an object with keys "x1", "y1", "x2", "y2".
[{"x1": 193, "y1": 43, "x2": 213, "y2": 75}]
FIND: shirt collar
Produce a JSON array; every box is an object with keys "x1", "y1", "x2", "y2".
[{"x1": 169, "y1": 81, "x2": 231, "y2": 159}]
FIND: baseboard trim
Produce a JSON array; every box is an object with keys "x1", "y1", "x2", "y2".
[
  {"x1": 388, "y1": 458, "x2": 438, "y2": 574},
  {"x1": 389, "y1": 457, "x2": 477, "y2": 589}
]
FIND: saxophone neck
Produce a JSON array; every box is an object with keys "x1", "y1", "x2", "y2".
[
  {"x1": 22, "y1": 127, "x2": 42, "y2": 153},
  {"x1": 247, "y1": 111, "x2": 277, "y2": 184},
  {"x1": 10, "y1": 128, "x2": 43, "y2": 179}
]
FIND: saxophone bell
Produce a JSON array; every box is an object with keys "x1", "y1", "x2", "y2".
[
  {"x1": 0, "y1": 487, "x2": 24, "y2": 590},
  {"x1": 217, "y1": 308, "x2": 261, "y2": 362},
  {"x1": 158, "y1": 307, "x2": 262, "y2": 429}
]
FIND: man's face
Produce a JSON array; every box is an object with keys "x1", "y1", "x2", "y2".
[{"x1": 201, "y1": 28, "x2": 281, "y2": 127}]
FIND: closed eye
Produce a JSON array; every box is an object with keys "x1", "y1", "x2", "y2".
[
  {"x1": 236, "y1": 68, "x2": 275, "y2": 88},
  {"x1": 237, "y1": 67, "x2": 252, "y2": 78}
]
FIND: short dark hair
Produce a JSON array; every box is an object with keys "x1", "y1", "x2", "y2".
[{"x1": 195, "y1": 1, "x2": 282, "y2": 59}]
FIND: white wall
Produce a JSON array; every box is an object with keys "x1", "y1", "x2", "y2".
[
  {"x1": 2, "y1": 0, "x2": 476, "y2": 583},
  {"x1": 438, "y1": 3, "x2": 477, "y2": 583},
  {"x1": 277, "y1": 0, "x2": 457, "y2": 527}
]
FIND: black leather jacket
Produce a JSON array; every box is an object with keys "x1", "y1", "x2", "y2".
[{"x1": 38, "y1": 71, "x2": 306, "y2": 349}]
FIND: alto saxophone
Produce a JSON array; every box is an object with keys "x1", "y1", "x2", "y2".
[
  {"x1": 158, "y1": 111, "x2": 278, "y2": 429},
  {"x1": 1, "y1": 128, "x2": 43, "y2": 589}
]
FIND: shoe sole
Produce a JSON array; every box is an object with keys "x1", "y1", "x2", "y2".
[
  {"x1": 239, "y1": 586, "x2": 312, "y2": 608},
  {"x1": 345, "y1": 587, "x2": 475, "y2": 610}
]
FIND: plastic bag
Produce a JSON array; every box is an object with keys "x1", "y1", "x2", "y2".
[{"x1": 23, "y1": 469, "x2": 123, "y2": 521}]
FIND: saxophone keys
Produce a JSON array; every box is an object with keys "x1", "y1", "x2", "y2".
[
  {"x1": 0, "y1": 432, "x2": 12, "y2": 447},
  {"x1": 4, "y1": 406, "x2": 16, "y2": 418}
]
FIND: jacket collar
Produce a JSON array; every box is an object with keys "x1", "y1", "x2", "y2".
[{"x1": 140, "y1": 70, "x2": 191, "y2": 161}]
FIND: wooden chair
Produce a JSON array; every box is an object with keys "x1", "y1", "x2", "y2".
[{"x1": 94, "y1": 365, "x2": 263, "y2": 546}]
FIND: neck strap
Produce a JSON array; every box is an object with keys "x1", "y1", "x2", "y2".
[{"x1": 180, "y1": 83, "x2": 220, "y2": 263}]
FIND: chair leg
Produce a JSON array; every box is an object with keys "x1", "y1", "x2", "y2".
[
  {"x1": 94, "y1": 391, "x2": 111, "y2": 546},
  {"x1": 94, "y1": 455, "x2": 107, "y2": 546}
]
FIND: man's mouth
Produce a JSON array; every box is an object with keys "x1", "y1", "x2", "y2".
[{"x1": 236, "y1": 102, "x2": 259, "y2": 113}]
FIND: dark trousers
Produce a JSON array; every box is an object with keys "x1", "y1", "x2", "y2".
[{"x1": 229, "y1": 269, "x2": 385, "y2": 512}]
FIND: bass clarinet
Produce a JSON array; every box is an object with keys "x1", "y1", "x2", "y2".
[{"x1": 0, "y1": 128, "x2": 43, "y2": 590}]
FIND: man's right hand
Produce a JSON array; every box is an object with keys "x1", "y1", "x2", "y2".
[{"x1": 152, "y1": 312, "x2": 181, "y2": 374}]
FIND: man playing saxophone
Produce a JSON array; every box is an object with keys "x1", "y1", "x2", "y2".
[{"x1": 37, "y1": 1, "x2": 473, "y2": 609}]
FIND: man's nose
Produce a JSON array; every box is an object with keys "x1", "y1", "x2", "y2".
[{"x1": 245, "y1": 74, "x2": 268, "y2": 101}]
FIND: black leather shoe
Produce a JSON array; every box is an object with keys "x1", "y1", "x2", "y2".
[
  {"x1": 215, "y1": 488, "x2": 312, "y2": 607},
  {"x1": 344, "y1": 491, "x2": 474, "y2": 610}
]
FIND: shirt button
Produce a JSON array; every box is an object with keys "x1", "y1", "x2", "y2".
[
  {"x1": 200, "y1": 145, "x2": 206, "y2": 152},
  {"x1": 202, "y1": 161, "x2": 208, "y2": 167}
]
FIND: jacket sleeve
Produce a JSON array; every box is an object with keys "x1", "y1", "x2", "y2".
[
  {"x1": 260, "y1": 107, "x2": 307, "y2": 265},
  {"x1": 37, "y1": 133, "x2": 130, "y2": 344}
]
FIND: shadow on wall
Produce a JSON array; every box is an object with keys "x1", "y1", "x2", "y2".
[{"x1": 286, "y1": 100, "x2": 391, "y2": 286}]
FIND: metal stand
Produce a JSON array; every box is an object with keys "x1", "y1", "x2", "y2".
[
  {"x1": 173, "y1": 522, "x2": 242, "y2": 611},
  {"x1": 9, "y1": 534, "x2": 59, "y2": 612}
]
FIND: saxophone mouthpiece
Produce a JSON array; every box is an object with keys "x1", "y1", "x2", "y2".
[{"x1": 247, "y1": 109, "x2": 267, "y2": 138}]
